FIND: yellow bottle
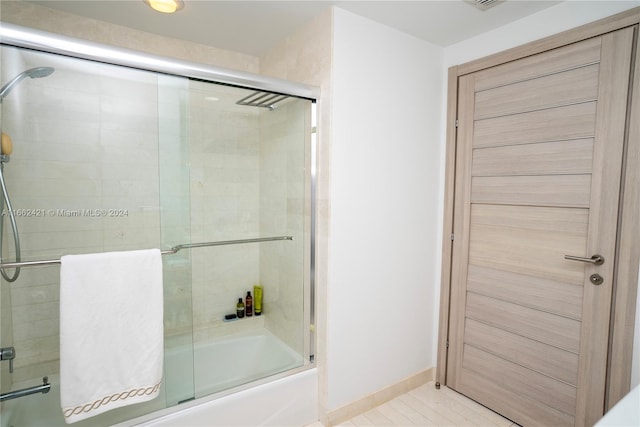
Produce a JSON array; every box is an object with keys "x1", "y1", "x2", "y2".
[{"x1": 253, "y1": 285, "x2": 263, "y2": 316}]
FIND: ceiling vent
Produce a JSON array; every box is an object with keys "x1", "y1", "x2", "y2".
[{"x1": 465, "y1": 0, "x2": 503, "y2": 11}]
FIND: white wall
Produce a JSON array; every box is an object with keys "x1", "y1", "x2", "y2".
[
  {"x1": 327, "y1": 8, "x2": 443, "y2": 410},
  {"x1": 440, "y1": 0, "x2": 640, "y2": 389}
]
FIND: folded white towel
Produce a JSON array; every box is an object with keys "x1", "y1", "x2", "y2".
[{"x1": 60, "y1": 249, "x2": 164, "y2": 424}]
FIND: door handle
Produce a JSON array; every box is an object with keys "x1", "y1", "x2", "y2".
[{"x1": 564, "y1": 254, "x2": 605, "y2": 265}]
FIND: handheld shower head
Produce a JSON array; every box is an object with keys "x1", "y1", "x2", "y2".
[
  {"x1": 0, "y1": 68, "x2": 49, "y2": 282},
  {"x1": 0, "y1": 67, "x2": 55, "y2": 102},
  {"x1": 25, "y1": 67, "x2": 55, "y2": 78}
]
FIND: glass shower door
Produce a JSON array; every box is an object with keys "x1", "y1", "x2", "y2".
[
  {"x1": 185, "y1": 80, "x2": 312, "y2": 398},
  {"x1": 0, "y1": 44, "x2": 195, "y2": 426},
  {"x1": 157, "y1": 74, "x2": 195, "y2": 406}
]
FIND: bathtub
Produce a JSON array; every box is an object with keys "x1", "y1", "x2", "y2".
[
  {"x1": 133, "y1": 367, "x2": 318, "y2": 427},
  {"x1": 1, "y1": 329, "x2": 317, "y2": 427}
]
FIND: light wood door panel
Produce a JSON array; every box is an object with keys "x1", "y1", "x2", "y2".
[
  {"x1": 475, "y1": 64, "x2": 599, "y2": 119},
  {"x1": 470, "y1": 174, "x2": 592, "y2": 208},
  {"x1": 472, "y1": 139, "x2": 593, "y2": 177},
  {"x1": 446, "y1": 27, "x2": 635, "y2": 427},
  {"x1": 473, "y1": 36, "x2": 602, "y2": 92},
  {"x1": 469, "y1": 222, "x2": 587, "y2": 284},
  {"x1": 466, "y1": 292, "x2": 581, "y2": 353},
  {"x1": 467, "y1": 265, "x2": 583, "y2": 319},
  {"x1": 462, "y1": 344, "x2": 577, "y2": 416},
  {"x1": 471, "y1": 204, "x2": 589, "y2": 235},
  {"x1": 473, "y1": 101, "x2": 597, "y2": 148},
  {"x1": 458, "y1": 366, "x2": 576, "y2": 427},
  {"x1": 464, "y1": 319, "x2": 579, "y2": 385}
]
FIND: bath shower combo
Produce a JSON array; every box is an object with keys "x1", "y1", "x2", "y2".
[{"x1": 0, "y1": 22, "x2": 317, "y2": 427}]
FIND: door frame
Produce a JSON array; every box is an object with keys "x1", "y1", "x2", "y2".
[{"x1": 436, "y1": 7, "x2": 640, "y2": 411}]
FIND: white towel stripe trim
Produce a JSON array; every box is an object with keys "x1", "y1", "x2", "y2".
[{"x1": 63, "y1": 382, "x2": 161, "y2": 420}]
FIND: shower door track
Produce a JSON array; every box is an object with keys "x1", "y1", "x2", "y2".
[{"x1": 0, "y1": 236, "x2": 293, "y2": 269}]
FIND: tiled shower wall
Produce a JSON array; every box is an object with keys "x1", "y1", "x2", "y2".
[
  {"x1": 188, "y1": 82, "x2": 263, "y2": 338},
  {"x1": 187, "y1": 82, "x2": 308, "y2": 353}
]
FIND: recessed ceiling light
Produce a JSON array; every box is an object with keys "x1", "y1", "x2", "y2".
[
  {"x1": 205, "y1": 96, "x2": 220, "y2": 102},
  {"x1": 144, "y1": 0, "x2": 184, "y2": 14}
]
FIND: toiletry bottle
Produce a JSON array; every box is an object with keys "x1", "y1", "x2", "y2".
[
  {"x1": 253, "y1": 285, "x2": 263, "y2": 316},
  {"x1": 236, "y1": 298, "x2": 245, "y2": 318},
  {"x1": 245, "y1": 291, "x2": 253, "y2": 317}
]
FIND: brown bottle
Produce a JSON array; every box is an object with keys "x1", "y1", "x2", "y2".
[{"x1": 245, "y1": 291, "x2": 253, "y2": 317}]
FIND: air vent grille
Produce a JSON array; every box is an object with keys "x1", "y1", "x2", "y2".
[{"x1": 465, "y1": 0, "x2": 503, "y2": 11}]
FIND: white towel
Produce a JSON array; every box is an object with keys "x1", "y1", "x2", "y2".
[{"x1": 59, "y1": 249, "x2": 163, "y2": 424}]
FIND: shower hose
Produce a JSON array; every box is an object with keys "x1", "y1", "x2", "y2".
[{"x1": 0, "y1": 162, "x2": 21, "y2": 282}]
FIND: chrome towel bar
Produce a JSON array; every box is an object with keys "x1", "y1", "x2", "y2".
[
  {"x1": 0, "y1": 236, "x2": 293, "y2": 269},
  {"x1": 0, "y1": 376, "x2": 50, "y2": 402}
]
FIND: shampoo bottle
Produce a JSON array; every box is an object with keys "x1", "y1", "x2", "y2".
[
  {"x1": 245, "y1": 291, "x2": 253, "y2": 317},
  {"x1": 236, "y1": 298, "x2": 245, "y2": 318},
  {"x1": 253, "y1": 285, "x2": 263, "y2": 316}
]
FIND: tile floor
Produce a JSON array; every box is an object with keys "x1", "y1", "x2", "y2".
[{"x1": 307, "y1": 381, "x2": 519, "y2": 426}]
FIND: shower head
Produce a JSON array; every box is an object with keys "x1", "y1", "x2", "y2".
[
  {"x1": 0, "y1": 67, "x2": 55, "y2": 103},
  {"x1": 236, "y1": 91, "x2": 290, "y2": 111},
  {"x1": 25, "y1": 67, "x2": 55, "y2": 78}
]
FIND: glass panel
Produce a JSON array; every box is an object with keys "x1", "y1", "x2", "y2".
[
  {"x1": 186, "y1": 81, "x2": 310, "y2": 397},
  {"x1": 157, "y1": 75, "x2": 195, "y2": 406},
  {"x1": 0, "y1": 45, "x2": 171, "y2": 426}
]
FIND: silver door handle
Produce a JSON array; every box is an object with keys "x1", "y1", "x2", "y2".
[{"x1": 564, "y1": 254, "x2": 605, "y2": 265}]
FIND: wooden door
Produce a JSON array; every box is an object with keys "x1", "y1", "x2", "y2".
[{"x1": 446, "y1": 27, "x2": 636, "y2": 427}]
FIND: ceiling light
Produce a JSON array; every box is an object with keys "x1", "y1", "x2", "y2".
[{"x1": 144, "y1": 0, "x2": 184, "y2": 14}]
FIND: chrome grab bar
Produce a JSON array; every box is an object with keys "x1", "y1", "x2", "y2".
[
  {"x1": 564, "y1": 254, "x2": 605, "y2": 266},
  {"x1": 0, "y1": 376, "x2": 50, "y2": 402},
  {"x1": 0, "y1": 236, "x2": 293, "y2": 269}
]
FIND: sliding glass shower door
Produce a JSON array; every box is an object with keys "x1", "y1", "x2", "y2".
[
  {"x1": 0, "y1": 40, "x2": 313, "y2": 426},
  {"x1": 0, "y1": 44, "x2": 191, "y2": 425}
]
